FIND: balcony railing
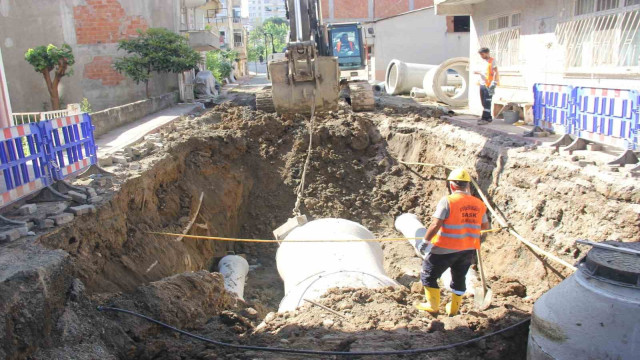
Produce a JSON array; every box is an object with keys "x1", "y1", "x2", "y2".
[
  {"x1": 234, "y1": 42, "x2": 244, "y2": 48},
  {"x1": 183, "y1": 30, "x2": 222, "y2": 51},
  {"x1": 12, "y1": 110, "x2": 70, "y2": 125}
]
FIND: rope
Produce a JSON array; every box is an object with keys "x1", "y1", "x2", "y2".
[
  {"x1": 398, "y1": 160, "x2": 577, "y2": 272},
  {"x1": 293, "y1": 91, "x2": 317, "y2": 216},
  {"x1": 97, "y1": 306, "x2": 530, "y2": 356},
  {"x1": 148, "y1": 228, "x2": 503, "y2": 244}
]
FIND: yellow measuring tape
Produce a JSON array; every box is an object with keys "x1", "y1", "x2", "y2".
[{"x1": 148, "y1": 228, "x2": 503, "y2": 243}]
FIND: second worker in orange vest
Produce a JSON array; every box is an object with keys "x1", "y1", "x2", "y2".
[
  {"x1": 416, "y1": 168, "x2": 489, "y2": 316},
  {"x1": 473, "y1": 47, "x2": 499, "y2": 126}
]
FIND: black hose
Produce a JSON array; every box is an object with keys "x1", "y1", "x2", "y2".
[{"x1": 97, "y1": 306, "x2": 530, "y2": 356}]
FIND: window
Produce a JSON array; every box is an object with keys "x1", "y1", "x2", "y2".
[
  {"x1": 479, "y1": 28, "x2": 520, "y2": 67},
  {"x1": 556, "y1": 8, "x2": 640, "y2": 69},
  {"x1": 453, "y1": 16, "x2": 471, "y2": 32},
  {"x1": 488, "y1": 13, "x2": 520, "y2": 32},
  {"x1": 329, "y1": 25, "x2": 363, "y2": 69}
]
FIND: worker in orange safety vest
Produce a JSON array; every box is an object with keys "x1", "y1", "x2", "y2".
[
  {"x1": 416, "y1": 168, "x2": 490, "y2": 316},
  {"x1": 473, "y1": 47, "x2": 500, "y2": 125},
  {"x1": 335, "y1": 33, "x2": 355, "y2": 54}
]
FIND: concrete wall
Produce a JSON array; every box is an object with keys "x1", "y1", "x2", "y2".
[
  {"x1": 91, "y1": 91, "x2": 179, "y2": 137},
  {"x1": 466, "y1": 0, "x2": 640, "y2": 114},
  {"x1": 372, "y1": 7, "x2": 469, "y2": 81},
  {"x1": 0, "y1": 0, "x2": 182, "y2": 113},
  {"x1": 0, "y1": 48, "x2": 11, "y2": 128}
]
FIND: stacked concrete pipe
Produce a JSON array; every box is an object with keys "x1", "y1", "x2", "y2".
[
  {"x1": 385, "y1": 58, "x2": 470, "y2": 107},
  {"x1": 385, "y1": 60, "x2": 436, "y2": 95},
  {"x1": 423, "y1": 57, "x2": 470, "y2": 107}
]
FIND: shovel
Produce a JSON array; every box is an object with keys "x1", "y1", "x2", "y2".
[{"x1": 474, "y1": 248, "x2": 493, "y2": 310}]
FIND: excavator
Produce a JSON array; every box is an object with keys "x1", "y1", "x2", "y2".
[{"x1": 256, "y1": 0, "x2": 375, "y2": 114}]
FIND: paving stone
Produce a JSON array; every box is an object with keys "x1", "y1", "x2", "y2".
[
  {"x1": 69, "y1": 205, "x2": 96, "y2": 216},
  {"x1": 17, "y1": 204, "x2": 38, "y2": 215},
  {"x1": 50, "y1": 213, "x2": 74, "y2": 226},
  {"x1": 68, "y1": 191, "x2": 87, "y2": 203},
  {"x1": 44, "y1": 202, "x2": 69, "y2": 216},
  {"x1": 98, "y1": 156, "x2": 114, "y2": 167},
  {"x1": 86, "y1": 187, "x2": 98, "y2": 198},
  {"x1": 89, "y1": 196, "x2": 103, "y2": 204},
  {"x1": 38, "y1": 218, "x2": 55, "y2": 229},
  {"x1": 0, "y1": 228, "x2": 23, "y2": 242}
]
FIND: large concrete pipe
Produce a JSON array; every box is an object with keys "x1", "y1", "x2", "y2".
[
  {"x1": 385, "y1": 59, "x2": 436, "y2": 95},
  {"x1": 394, "y1": 213, "x2": 476, "y2": 295},
  {"x1": 423, "y1": 57, "x2": 470, "y2": 107},
  {"x1": 276, "y1": 218, "x2": 400, "y2": 312},
  {"x1": 218, "y1": 255, "x2": 249, "y2": 301}
]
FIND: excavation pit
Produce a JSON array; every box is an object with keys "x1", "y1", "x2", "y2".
[{"x1": 1, "y1": 101, "x2": 638, "y2": 360}]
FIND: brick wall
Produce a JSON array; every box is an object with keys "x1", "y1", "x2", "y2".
[
  {"x1": 328, "y1": 0, "x2": 434, "y2": 21},
  {"x1": 84, "y1": 56, "x2": 125, "y2": 86},
  {"x1": 336, "y1": 0, "x2": 368, "y2": 19},
  {"x1": 73, "y1": 0, "x2": 149, "y2": 45}
]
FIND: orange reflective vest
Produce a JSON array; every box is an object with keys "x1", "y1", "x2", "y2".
[
  {"x1": 484, "y1": 57, "x2": 497, "y2": 87},
  {"x1": 432, "y1": 193, "x2": 487, "y2": 251},
  {"x1": 337, "y1": 41, "x2": 354, "y2": 52}
]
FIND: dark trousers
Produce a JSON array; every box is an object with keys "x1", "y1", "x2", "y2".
[
  {"x1": 480, "y1": 85, "x2": 493, "y2": 120},
  {"x1": 421, "y1": 250, "x2": 475, "y2": 293}
]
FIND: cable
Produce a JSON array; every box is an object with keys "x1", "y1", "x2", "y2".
[
  {"x1": 148, "y1": 228, "x2": 503, "y2": 243},
  {"x1": 293, "y1": 90, "x2": 317, "y2": 217},
  {"x1": 97, "y1": 306, "x2": 530, "y2": 356}
]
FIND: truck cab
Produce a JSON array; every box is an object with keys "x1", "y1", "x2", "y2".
[{"x1": 325, "y1": 23, "x2": 368, "y2": 81}]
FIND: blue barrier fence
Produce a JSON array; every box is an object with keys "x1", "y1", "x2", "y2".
[
  {"x1": 0, "y1": 114, "x2": 97, "y2": 209},
  {"x1": 534, "y1": 84, "x2": 639, "y2": 151}
]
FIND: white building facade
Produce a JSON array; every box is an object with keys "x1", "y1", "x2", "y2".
[
  {"x1": 248, "y1": 0, "x2": 287, "y2": 23},
  {"x1": 436, "y1": 0, "x2": 640, "y2": 115}
]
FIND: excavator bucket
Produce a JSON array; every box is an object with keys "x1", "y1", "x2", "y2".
[{"x1": 268, "y1": 56, "x2": 340, "y2": 115}]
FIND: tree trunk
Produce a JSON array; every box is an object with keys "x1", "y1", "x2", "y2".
[
  {"x1": 42, "y1": 70, "x2": 60, "y2": 110},
  {"x1": 145, "y1": 81, "x2": 150, "y2": 99}
]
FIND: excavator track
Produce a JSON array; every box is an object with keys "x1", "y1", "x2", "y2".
[
  {"x1": 348, "y1": 81, "x2": 375, "y2": 112},
  {"x1": 255, "y1": 87, "x2": 276, "y2": 113}
]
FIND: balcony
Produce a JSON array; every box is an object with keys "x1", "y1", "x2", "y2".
[{"x1": 184, "y1": 30, "x2": 221, "y2": 51}]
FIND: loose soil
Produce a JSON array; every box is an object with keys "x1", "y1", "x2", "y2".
[{"x1": 1, "y1": 89, "x2": 638, "y2": 360}]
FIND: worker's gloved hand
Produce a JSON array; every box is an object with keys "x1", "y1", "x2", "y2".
[
  {"x1": 487, "y1": 81, "x2": 497, "y2": 96},
  {"x1": 418, "y1": 240, "x2": 433, "y2": 258}
]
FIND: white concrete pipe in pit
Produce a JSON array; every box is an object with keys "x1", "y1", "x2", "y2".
[
  {"x1": 395, "y1": 213, "x2": 477, "y2": 295},
  {"x1": 385, "y1": 59, "x2": 436, "y2": 95},
  {"x1": 276, "y1": 218, "x2": 400, "y2": 312},
  {"x1": 218, "y1": 255, "x2": 249, "y2": 301}
]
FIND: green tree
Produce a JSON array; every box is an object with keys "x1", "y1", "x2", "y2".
[
  {"x1": 114, "y1": 28, "x2": 202, "y2": 98},
  {"x1": 24, "y1": 44, "x2": 75, "y2": 110},
  {"x1": 247, "y1": 18, "x2": 289, "y2": 61},
  {"x1": 205, "y1": 50, "x2": 237, "y2": 82}
]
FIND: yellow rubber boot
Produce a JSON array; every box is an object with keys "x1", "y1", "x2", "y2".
[
  {"x1": 416, "y1": 287, "x2": 440, "y2": 314},
  {"x1": 446, "y1": 294, "x2": 463, "y2": 316}
]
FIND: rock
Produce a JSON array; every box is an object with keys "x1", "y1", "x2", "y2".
[
  {"x1": 68, "y1": 278, "x2": 85, "y2": 302},
  {"x1": 50, "y1": 213, "x2": 74, "y2": 226},
  {"x1": 68, "y1": 205, "x2": 96, "y2": 216},
  {"x1": 17, "y1": 204, "x2": 37, "y2": 215},
  {"x1": 129, "y1": 163, "x2": 141, "y2": 171},
  {"x1": 411, "y1": 281, "x2": 424, "y2": 294},
  {"x1": 578, "y1": 160, "x2": 596, "y2": 168},
  {"x1": 113, "y1": 156, "x2": 128, "y2": 165},
  {"x1": 322, "y1": 319, "x2": 334, "y2": 327},
  {"x1": 264, "y1": 312, "x2": 276, "y2": 323},
  {"x1": 241, "y1": 307, "x2": 258, "y2": 319},
  {"x1": 67, "y1": 191, "x2": 87, "y2": 204},
  {"x1": 98, "y1": 156, "x2": 114, "y2": 167}
]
